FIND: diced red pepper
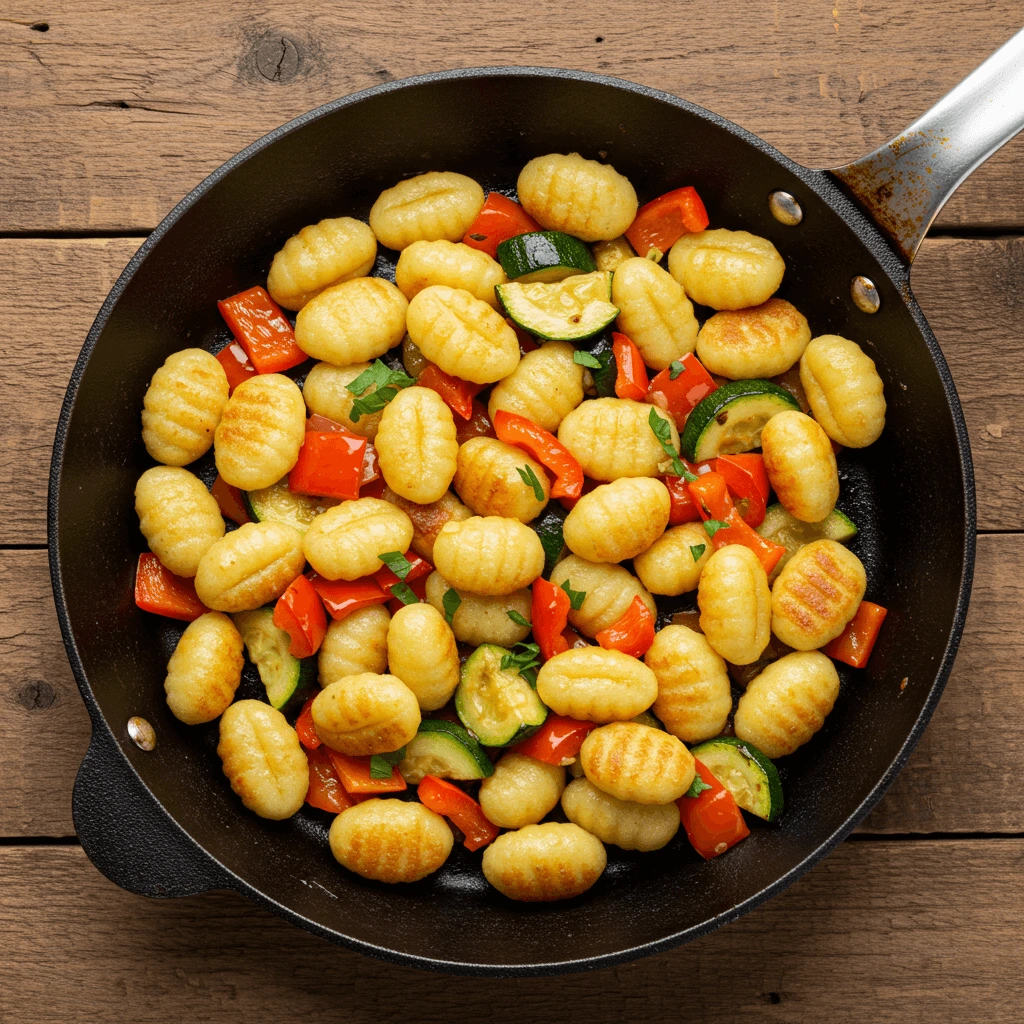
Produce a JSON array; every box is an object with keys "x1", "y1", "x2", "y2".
[
  {"x1": 612, "y1": 332, "x2": 649, "y2": 401},
  {"x1": 625, "y1": 186, "x2": 709, "y2": 258},
  {"x1": 646, "y1": 353, "x2": 718, "y2": 430},
  {"x1": 664, "y1": 475, "x2": 702, "y2": 524},
  {"x1": 506, "y1": 317, "x2": 539, "y2": 354},
  {"x1": 217, "y1": 286, "x2": 307, "y2": 374},
  {"x1": 558, "y1": 475, "x2": 599, "y2": 512},
  {"x1": 678, "y1": 757, "x2": 750, "y2": 860},
  {"x1": 417, "y1": 776, "x2": 500, "y2": 852},
  {"x1": 133, "y1": 552, "x2": 208, "y2": 621},
  {"x1": 273, "y1": 574, "x2": 328, "y2": 659},
  {"x1": 288, "y1": 430, "x2": 366, "y2": 501},
  {"x1": 305, "y1": 745, "x2": 355, "y2": 813},
  {"x1": 215, "y1": 341, "x2": 258, "y2": 393},
  {"x1": 295, "y1": 696, "x2": 321, "y2": 750},
  {"x1": 462, "y1": 193, "x2": 541, "y2": 260},
  {"x1": 372, "y1": 551, "x2": 433, "y2": 593},
  {"x1": 716, "y1": 453, "x2": 770, "y2": 527},
  {"x1": 417, "y1": 364, "x2": 484, "y2": 421},
  {"x1": 306, "y1": 414, "x2": 383, "y2": 491},
  {"x1": 825, "y1": 601, "x2": 888, "y2": 669},
  {"x1": 493, "y1": 409, "x2": 583, "y2": 500},
  {"x1": 308, "y1": 574, "x2": 391, "y2": 620},
  {"x1": 531, "y1": 577, "x2": 572, "y2": 661},
  {"x1": 688, "y1": 470, "x2": 734, "y2": 521},
  {"x1": 455, "y1": 399, "x2": 497, "y2": 445},
  {"x1": 594, "y1": 595, "x2": 656, "y2": 658},
  {"x1": 326, "y1": 750, "x2": 407, "y2": 794},
  {"x1": 513, "y1": 714, "x2": 597, "y2": 766},
  {"x1": 211, "y1": 474, "x2": 250, "y2": 525}
]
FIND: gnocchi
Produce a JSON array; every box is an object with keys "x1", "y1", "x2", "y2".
[
  {"x1": 424, "y1": 571, "x2": 532, "y2": 647},
  {"x1": 696, "y1": 298, "x2": 811, "y2": 379},
  {"x1": 562, "y1": 477, "x2": 670, "y2": 563},
  {"x1": 800, "y1": 335, "x2": 886, "y2": 447},
  {"x1": 302, "y1": 498, "x2": 414, "y2": 581},
  {"x1": 697, "y1": 544, "x2": 771, "y2": 665},
  {"x1": 633, "y1": 521, "x2": 712, "y2": 596},
  {"x1": 479, "y1": 753, "x2": 566, "y2": 829},
  {"x1": 549, "y1": 555, "x2": 656, "y2": 637},
  {"x1": 454, "y1": 436, "x2": 550, "y2": 523},
  {"x1": 432, "y1": 516, "x2": 545, "y2": 596},
  {"x1": 761, "y1": 410, "x2": 839, "y2": 523},
  {"x1": 312, "y1": 673, "x2": 421, "y2": 755},
  {"x1": 381, "y1": 486, "x2": 472, "y2": 562},
  {"x1": 395, "y1": 239, "x2": 506, "y2": 308},
  {"x1": 164, "y1": 612, "x2": 243, "y2": 725},
  {"x1": 536, "y1": 646, "x2": 658, "y2": 724},
  {"x1": 668, "y1": 228, "x2": 785, "y2": 310},
  {"x1": 302, "y1": 362, "x2": 384, "y2": 439},
  {"x1": 561, "y1": 778, "x2": 680, "y2": 852},
  {"x1": 387, "y1": 603, "x2": 460, "y2": 711},
  {"x1": 487, "y1": 341, "x2": 585, "y2": 433},
  {"x1": 592, "y1": 235, "x2": 636, "y2": 273},
  {"x1": 580, "y1": 722, "x2": 695, "y2": 804},
  {"x1": 318, "y1": 605, "x2": 391, "y2": 686},
  {"x1": 369, "y1": 171, "x2": 485, "y2": 250}
]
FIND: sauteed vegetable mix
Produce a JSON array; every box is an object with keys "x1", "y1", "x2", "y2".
[{"x1": 133, "y1": 153, "x2": 887, "y2": 900}]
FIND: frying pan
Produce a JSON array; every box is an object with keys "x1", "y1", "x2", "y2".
[{"x1": 50, "y1": 30, "x2": 1024, "y2": 974}]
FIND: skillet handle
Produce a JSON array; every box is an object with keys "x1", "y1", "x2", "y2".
[
  {"x1": 830, "y1": 27, "x2": 1024, "y2": 263},
  {"x1": 73, "y1": 722, "x2": 233, "y2": 898}
]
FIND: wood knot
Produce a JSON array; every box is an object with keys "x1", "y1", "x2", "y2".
[
  {"x1": 17, "y1": 680, "x2": 56, "y2": 712},
  {"x1": 252, "y1": 32, "x2": 302, "y2": 84}
]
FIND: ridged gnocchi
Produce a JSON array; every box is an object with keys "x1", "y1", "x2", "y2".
[
  {"x1": 141, "y1": 348, "x2": 229, "y2": 467},
  {"x1": 517, "y1": 153, "x2": 638, "y2": 242},
  {"x1": 267, "y1": 216, "x2": 377, "y2": 310},
  {"x1": 536, "y1": 647, "x2": 658, "y2": 724},
  {"x1": 375, "y1": 386, "x2": 458, "y2": 504},
  {"x1": 369, "y1": 171, "x2": 485, "y2": 250},
  {"x1": 481, "y1": 822, "x2": 607, "y2": 901},
  {"x1": 386, "y1": 603, "x2": 460, "y2": 711},
  {"x1": 563, "y1": 477, "x2": 670, "y2": 563},
  {"x1": 432, "y1": 516, "x2": 544, "y2": 596},
  {"x1": 592, "y1": 235, "x2": 635, "y2": 273},
  {"x1": 669, "y1": 228, "x2": 785, "y2": 310},
  {"x1": 214, "y1": 374, "x2": 306, "y2": 490},
  {"x1": 611, "y1": 257, "x2": 699, "y2": 370},
  {"x1": 164, "y1": 612, "x2": 243, "y2": 725},
  {"x1": 561, "y1": 778, "x2": 680, "y2": 852},
  {"x1": 696, "y1": 298, "x2": 811, "y2": 379},
  {"x1": 771, "y1": 539, "x2": 867, "y2": 650},
  {"x1": 395, "y1": 239, "x2": 506, "y2": 308},
  {"x1": 312, "y1": 673, "x2": 421, "y2": 755},
  {"x1": 423, "y1": 571, "x2": 532, "y2": 646},
  {"x1": 406, "y1": 285, "x2": 520, "y2": 384},
  {"x1": 454, "y1": 436, "x2": 550, "y2": 523},
  {"x1": 633, "y1": 521, "x2": 712, "y2": 596},
  {"x1": 734, "y1": 651, "x2": 840, "y2": 757},
  {"x1": 318, "y1": 605, "x2": 391, "y2": 686},
  {"x1": 487, "y1": 341, "x2": 585, "y2": 433},
  {"x1": 697, "y1": 544, "x2": 771, "y2": 665},
  {"x1": 135, "y1": 466, "x2": 224, "y2": 577},
  {"x1": 302, "y1": 362, "x2": 383, "y2": 439},
  {"x1": 549, "y1": 555, "x2": 656, "y2": 637},
  {"x1": 217, "y1": 700, "x2": 308, "y2": 819},
  {"x1": 479, "y1": 753, "x2": 566, "y2": 829},
  {"x1": 761, "y1": 410, "x2": 839, "y2": 523},
  {"x1": 580, "y1": 721, "x2": 695, "y2": 804},
  {"x1": 302, "y1": 498, "x2": 414, "y2": 581},
  {"x1": 558, "y1": 398, "x2": 679, "y2": 481},
  {"x1": 381, "y1": 486, "x2": 472, "y2": 562}
]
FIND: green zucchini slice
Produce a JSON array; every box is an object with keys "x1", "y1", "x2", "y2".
[
  {"x1": 455, "y1": 644, "x2": 548, "y2": 747},
  {"x1": 691, "y1": 736, "x2": 784, "y2": 822},
  {"x1": 399, "y1": 720, "x2": 494, "y2": 783},
  {"x1": 497, "y1": 271, "x2": 617, "y2": 341},
  {"x1": 497, "y1": 231, "x2": 597, "y2": 284},
  {"x1": 244, "y1": 478, "x2": 338, "y2": 535},
  {"x1": 233, "y1": 607, "x2": 317, "y2": 711},
  {"x1": 757, "y1": 503, "x2": 858, "y2": 579}
]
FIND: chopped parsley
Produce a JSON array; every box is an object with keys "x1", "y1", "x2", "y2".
[
  {"x1": 507, "y1": 610, "x2": 532, "y2": 627},
  {"x1": 369, "y1": 746, "x2": 407, "y2": 779},
  {"x1": 389, "y1": 582, "x2": 419, "y2": 605},
  {"x1": 560, "y1": 579, "x2": 586, "y2": 611},
  {"x1": 517, "y1": 463, "x2": 545, "y2": 502},
  {"x1": 500, "y1": 642, "x2": 542, "y2": 686}
]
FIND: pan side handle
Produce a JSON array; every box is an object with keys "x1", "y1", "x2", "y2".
[{"x1": 830, "y1": 27, "x2": 1024, "y2": 263}]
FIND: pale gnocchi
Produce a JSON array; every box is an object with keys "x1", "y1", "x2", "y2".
[
  {"x1": 164, "y1": 612, "x2": 243, "y2": 725},
  {"x1": 549, "y1": 555, "x2": 656, "y2": 637},
  {"x1": 668, "y1": 228, "x2": 785, "y2": 310},
  {"x1": 479, "y1": 753, "x2": 566, "y2": 829},
  {"x1": 487, "y1": 341, "x2": 585, "y2": 433},
  {"x1": 454, "y1": 436, "x2": 550, "y2": 523},
  {"x1": 800, "y1": 335, "x2": 886, "y2": 447},
  {"x1": 697, "y1": 544, "x2": 772, "y2": 665},
  {"x1": 696, "y1": 298, "x2": 810, "y2": 379},
  {"x1": 561, "y1": 778, "x2": 680, "y2": 852},
  {"x1": 761, "y1": 411, "x2": 839, "y2": 524},
  {"x1": 562, "y1": 477, "x2": 670, "y2": 563},
  {"x1": 302, "y1": 498, "x2": 414, "y2": 581},
  {"x1": 312, "y1": 673, "x2": 421, "y2": 755},
  {"x1": 423, "y1": 571, "x2": 531, "y2": 647},
  {"x1": 395, "y1": 239, "x2": 506, "y2": 308},
  {"x1": 536, "y1": 646, "x2": 658, "y2": 723},
  {"x1": 386, "y1": 603, "x2": 460, "y2": 711},
  {"x1": 369, "y1": 171, "x2": 485, "y2": 250},
  {"x1": 432, "y1": 516, "x2": 544, "y2": 596},
  {"x1": 318, "y1": 606, "x2": 391, "y2": 686},
  {"x1": 633, "y1": 521, "x2": 712, "y2": 596}
]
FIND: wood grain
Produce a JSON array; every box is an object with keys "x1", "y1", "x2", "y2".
[{"x1": 1, "y1": 1, "x2": 1022, "y2": 232}]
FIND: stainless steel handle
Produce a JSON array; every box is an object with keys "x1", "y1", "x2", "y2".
[{"x1": 830, "y1": 27, "x2": 1024, "y2": 263}]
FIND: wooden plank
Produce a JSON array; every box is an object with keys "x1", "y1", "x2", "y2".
[
  {"x1": 3, "y1": 535, "x2": 1021, "y2": 837},
  {"x1": 0, "y1": 840, "x2": 1019, "y2": 1021},
  {"x1": 1, "y1": 1, "x2": 1022, "y2": 232}
]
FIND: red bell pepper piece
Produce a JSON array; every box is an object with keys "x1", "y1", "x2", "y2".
[
  {"x1": 594, "y1": 595, "x2": 656, "y2": 658},
  {"x1": 825, "y1": 601, "x2": 888, "y2": 669},
  {"x1": 513, "y1": 714, "x2": 597, "y2": 766},
  {"x1": 308, "y1": 574, "x2": 391, "y2": 620},
  {"x1": 417, "y1": 776, "x2": 500, "y2": 852},
  {"x1": 305, "y1": 414, "x2": 381, "y2": 489},
  {"x1": 417, "y1": 363, "x2": 484, "y2": 421},
  {"x1": 678, "y1": 758, "x2": 750, "y2": 860},
  {"x1": 295, "y1": 696, "x2": 321, "y2": 749},
  {"x1": 493, "y1": 410, "x2": 583, "y2": 500},
  {"x1": 646, "y1": 353, "x2": 718, "y2": 430},
  {"x1": 386, "y1": 573, "x2": 429, "y2": 614},
  {"x1": 273, "y1": 574, "x2": 328, "y2": 659},
  {"x1": 625, "y1": 186, "x2": 709, "y2": 258},
  {"x1": 133, "y1": 552, "x2": 208, "y2": 621},
  {"x1": 558, "y1": 475, "x2": 599, "y2": 512},
  {"x1": 455, "y1": 399, "x2": 497, "y2": 445},
  {"x1": 211, "y1": 474, "x2": 250, "y2": 525},
  {"x1": 215, "y1": 341, "x2": 258, "y2": 393},
  {"x1": 612, "y1": 332, "x2": 649, "y2": 401},
  {"x1": 288, "y1": 430, "x2": 366, "y2": 501},
  {"x1": 715, "y1": 453, "x2": 770, "y2": 527},
  {"x1": 305, "y1": 745, "x2": 355, "y2": 813},
  {"x1": 326, "y1": 750, "x2": 407, "y2": 794},
  {"x1": 372, "y1": 551, "x2": 433, "y2": 593},
  {"x1": 462, "y1": 193, "x2": 541, "y2": 259},
  {"x1": 217, "y1": 286, "x2": 307, "y2": 374},
  {"x1": 531, "y1": 577, "x2": 572, "y2": 661},
  {"x1": 663, "y1": 475, "x2": 702, "y2": 523}
]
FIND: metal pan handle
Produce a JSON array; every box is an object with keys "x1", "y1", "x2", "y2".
[{"x1": 831, "y1": 26, "x2": 1024, "y2": 263}]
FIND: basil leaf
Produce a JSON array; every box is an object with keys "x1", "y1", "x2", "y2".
[
  {"x1": 668, "y1": 360, "x2": 686, "y2": 380},
  {"x1": 573, "y1": 350, "x2": 603, "y2": 369},
  {"x1": 689, "y1": 543, "x2": 707, "y2": 562},
  {"x1": 507, "y1": 610, "x2": 532, "y2": 627},
  {"x1": 703, "y1": 519, "x2": 730, "y2": 538},
  {"x1": 517, "y1": 464, "x2": 545, "y2": 502},
  {"x1": 345, "y1": 360, "x2": 415, "y2": 422},
  {"x1": 369, "y1": 747, "x2": 407, "y2": 778},
  {"x1": 560, "y1": 579, "x2": 587, "y2": 611},
  {"x1": 378, "y1": 551, "x2": 413, "y2": 580},
  {"x1": 389, "y1": 582, "x2": 419, "y2": 605},
  {"x1": 500, "y1": 641, "x2": 541, "y2": 686},
  {"x1": 684, "y1": 771, "x2": 713, "y2": 798},
  {"x1": 648, "y1": 407, "x2": 686, "y2": 477},
  {"x1": 442, "y1": 587, "x2": 462, "y2": 625}
]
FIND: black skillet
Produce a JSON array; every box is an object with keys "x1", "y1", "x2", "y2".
[{"x1": 49, "y1": 30, "x2": 1024, "y2": 974}]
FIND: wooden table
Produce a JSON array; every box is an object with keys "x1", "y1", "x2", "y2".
[{"x1": 2, "y1": 2, "x2": 1022, "y2": 1019}]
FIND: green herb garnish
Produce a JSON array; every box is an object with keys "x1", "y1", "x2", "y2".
[
  {"x1": 500, "y1": 642, "x2": 542, "y2": 686},
  {"x1": 684, "y1": 771, "x2": 713, "y2": 798},
  {"x1": 345, "y1": 359, "x2": 415, "y2": 422},
  {"x1": 389, "y1": 582, "x2": 419, "y2": 605},
  {"x1": 648, "y1": 407, "x2": 686, "y2": 478},
  {"x1": 703, "y1": 519, "x2": 730, "y2": 538},
  {"x1": 689, "y1": 543, "x2": 707, "y2": 561},
  {"x1": 378, "y1": 551, "x2": 413, "y2": 580},
  {"x1": 442, "y1": 587, "x2": 462, "y2": 625},
  {"x1": 573, "y1": 350, "x2": 603, "y2": 369},
  {"x1": 517, "y1": 464, "x2": 545, "y2": 502},
  {"x1": 560, "y1": 579, "x2": 586, "y2": 611},
  {"x1": 507, "y1": 610, "x2": 532, "y2": 627},
  {"x1": 668, "y1": 360, "x2": 685, "y2": 380},
  {"x1": 369, "y1": 747, "x2": 407, "y2": 779}
]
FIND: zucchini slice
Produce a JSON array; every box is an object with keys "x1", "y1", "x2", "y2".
[
  {"x1": 244, "y1": 478, "x2": 339, "y2": 535},
  {"x1": 497, "y1": 271, "x2": 617, "y2": 341},
  {"x1": 757, "y1": 503, "x2": 857, "y2": 579},
  {"x1": 679, "y1": 379, "x2": 801, "y2": 461},
  {"x1": 690, "y1": 736, "x2": 784, "y2": 822},
  {"x1": 532, "y1": 504, "x2": 567, "y2": 578},
  {"x1": 497, "y1": 231, "x2": 597, "y2": 284},
  {"x1": 233, "y1": 607, "x2": 317, "y2": 711},
  {"x1": 399, "y1": 719, "x2": 494, "y2": 783},
  {"x1": 455, "y1": 644, "x2": 548, "y2": 747}
]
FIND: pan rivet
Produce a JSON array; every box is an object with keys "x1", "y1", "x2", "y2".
[
  {"x1": 851, "y1": 275, "x2": 881, "y2": 314},
  {"x1": 127, "y1": 716, "x2": 156, "y2": 751},
  {"x1": 769, "y1": 191, "x2": 803, "y2": 225}
]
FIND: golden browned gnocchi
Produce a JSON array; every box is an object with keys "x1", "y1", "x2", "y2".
[
  {"x1": 395, "y1": 239, "x2": 506, "y2": 308},
  {"x1": 633, "y1": 521, "x2": 712, "y2": 596},
  {"x1": 302, "y1": 361, "x2": 383, "y2": 439},
  {"x1": 644, "y1": 625, "x2": 732, "y2": 743},
  {"x1": 761, "y1": 410, "x2": 839, "y2": 523},
  {"x1": 267, "y1": 216, "x2": 377, "y2": 310},
  {"x1": 318, "y1": 605, "x2": 391, "y2": 686},
  {"x1": 536, "y1": 647, "x2": 658, "y2": 724},
  {"x1": 561, "y1": 778, "x2": 680, "y2": 852},
  {"x1": 141, "y1": 348, "x2": 229, "y2": 467},
  {"x1": 217, "y1": 700, "x2": 308, "y2": 819},
  {"x1": 369, "y1": 171, "x2": 485, "y2": 250},
  {"x1": 135, "y1": 466, "x2": 224, "y2": 577},
  {"x1": 771, "y1": 539, "x2": 867, "y2": 650},
  {"x1": 195, "y1": 521, "x2": 305, "y2": 612},
  {"x1": 302, "y1": 498, "x2": 414, "y2": 581},
  {"x1": 375, "y1": 386, "x2": 458, "y2": 504},
  {"x1": 592, "y1": 235, "x2": 635, "y2": 272},
  {"x1": 381, "y1": 487, "x2": 473, "y2": 562},
  {"x1": 734, "y1": 651, "x2": 841, "y2": 757},
  {"x1": 800, "y1": 334, "x2": 886, "y2": 447},
  {"x1": 432, "y1": 516, "x2": 544, "y2": 596},
  {"x1": 213, "y1": 374, "x2": 306, "y2": 490},
  {"x1": 580, "y1": 722, "x2": 695, "y2": 804},
  {"x1": 406, "y1": 285, "x2": 520, "y2": 384},
  {"x1": 163, "y1": 612, "x2": 243, "y2": 725},
  {"x1": 423, "y1": 571, "x2": 532, "y2": 647},
  {"x1": 558, "y1": 398, "x2": 678, "y2": 481},
  {"x1": 697, "y1": 544, "x2": 771, "y2": 665},
  {"x1": 487, "y1": 341, "x2": 585, "y2": 433},
  {"x1": 562, "y1": 477, "x2": 670, "y2": 563},
  {"x1": 549, "y1": 555, "x2": 656, "y2": 638},
  {"x1": 611, "y1": 257, "x2": 699, "y2": 370},
  {"x1": 454, "y1": 437, "x2": 550, "y2": 523},
  {"x1": 481, "y1": 822, "x2": 607, "y2": 901},
  {"x1": 479, "y1": 753, "x2": 566, "y2": 829},
  {"x1": 517, "y1": 153, "x2": 638, "y2": 242},
  {"x1": 330, "y1": 798, "x2": 453, "y2": 883},
  {"x1": 668, "y1": 228, "x2": 785, "y2": 310},
  {"x1": 293, "y1": 277, "x2": 408, "y2": 365},
  {"x1": 312, "y1": 673, "x2": 421, "y2": 755},
  {"x1": 386, "y1": 603, "x2": 460, "y2": 711},
  {"x1": 696, "y1": 298, "x2": 811, "y2": 379}
]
